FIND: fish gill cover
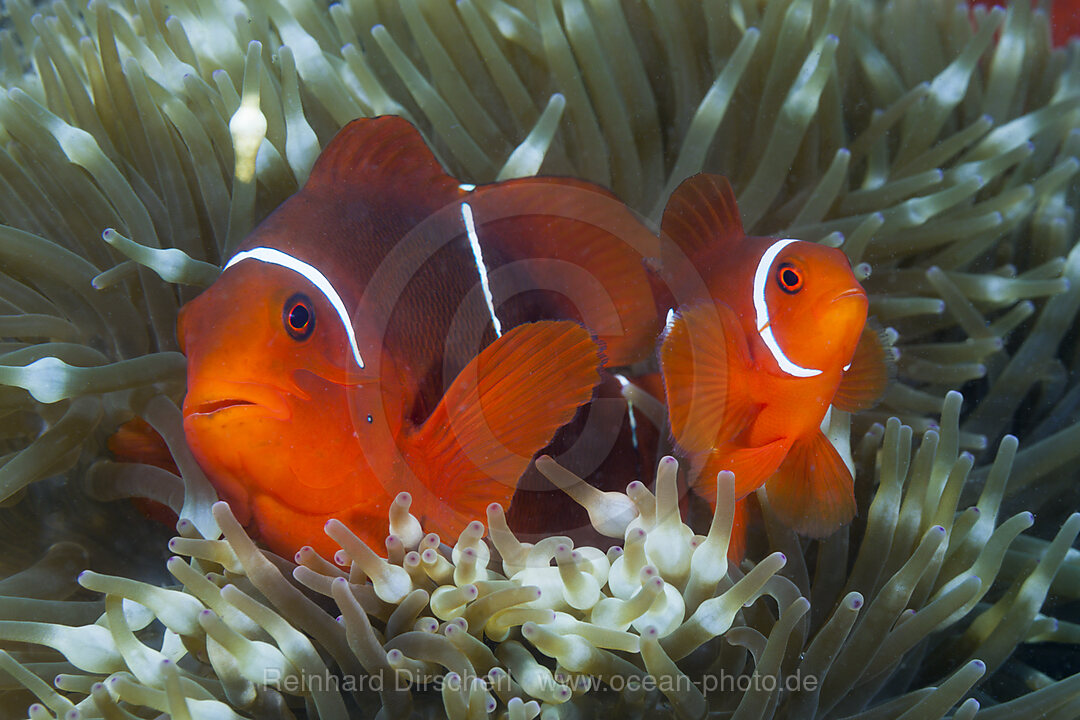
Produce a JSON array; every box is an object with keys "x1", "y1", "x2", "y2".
[{"x1": 0, "y1": 0, "x2": 1078, "y2": 718}]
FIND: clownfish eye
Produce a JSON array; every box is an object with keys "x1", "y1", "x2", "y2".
[
  {"x1": 283, "y1": 293, "x2": 315, "y2": 340},
  {"x1": 776, "y1": 263, "x2": 804, "y2": 294}
]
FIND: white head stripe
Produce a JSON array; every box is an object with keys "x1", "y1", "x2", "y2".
[
  {"x1": 224, "y1": 247, "x2": 365, "y2": 369},
  {"x1": 461, "y1": 202, "x2": 502, "y2": 337},
  {"x1": 751, "y1": 238, "x2": 822, "y2": 378}
]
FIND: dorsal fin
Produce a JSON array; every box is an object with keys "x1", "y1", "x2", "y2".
[
  {"x1": 303, "y1": 116, "x2": 462, "y2": 204},
  {"x1": 467, "y1": 176, "x2": 662, "y2": 366},
  {"x1": 660, "y1": 174, "x2": 745, "y2": 261}
]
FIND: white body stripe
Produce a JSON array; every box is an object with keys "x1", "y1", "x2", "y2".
[
  {"x1": 461, "y1": 202, "x2": 503, "y2": 338},
  {"x1": 224, "y1": 247, "x2": 365, "y2": 369},
  {"x1": 751, "y1": 238, "x2": 822, "y2": 378},
  {"x1": 614, "y1": 373, "x2": 639, "y2": 450}
]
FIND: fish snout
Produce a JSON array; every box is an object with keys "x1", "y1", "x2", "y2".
[{"x1": 812, "y1": 286, "x2": 867, "y2": 335}]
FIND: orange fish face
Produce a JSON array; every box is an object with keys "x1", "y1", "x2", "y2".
[
  {"x1": 659, "y1": 173, "x2": 889, "y2": 541},
  {"x1": 178, "y1": 256, "x2": 403, "y2": 550},
  {"x1": 756, "y1": 239, "x2": 868, "y2": 377}
]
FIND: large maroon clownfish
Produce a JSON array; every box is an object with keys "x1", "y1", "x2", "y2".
[{"x1": 116, "y1": 117, "x2": 662, "y2": 558}]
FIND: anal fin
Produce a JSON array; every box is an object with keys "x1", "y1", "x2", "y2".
[
  {"x1": 728, "y1": 497, "x2": 750, "y2": 563},
  {"x1": 763, "y1": 430, "x2": 855, "y2": 538},
  {"x1": 694, "y1": 438, "x2": 790, "y2": 502}
]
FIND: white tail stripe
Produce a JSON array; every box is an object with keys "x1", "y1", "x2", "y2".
[{"x1": 224, "y1": 247, "x2": 366, "y2": 369}]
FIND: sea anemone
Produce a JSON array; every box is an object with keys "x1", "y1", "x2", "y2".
[{"x1": 1, "y1": 0, "x2": 1079, "y2": 717}]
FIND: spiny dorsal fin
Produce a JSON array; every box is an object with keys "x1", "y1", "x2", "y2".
[
  {"x1": 661, "y1": 174, "x2": 745, "y2": 261},
  {"x1": 304, "y1": 116, "x2": 462, "y2": 204},
  {"x1": 468, "y1": 176, "x2": 662, "y2": 366}
]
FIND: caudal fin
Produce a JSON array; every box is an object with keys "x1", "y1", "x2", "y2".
[
  {"x1": 411, "y1": 321, "x2": 601, "y2": 532},
  {"x1": 764, "y1": 430, "x2": 855, "y2": 537}
]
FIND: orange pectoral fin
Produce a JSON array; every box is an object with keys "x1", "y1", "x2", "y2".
[
  {"x1": 108, "y1": 417, "x2": 179, "y2": 475},
  {"x1": 412, "y1": 321, "x2": 601, "y2": 530},
  {"x1": 107, "y1": 417, "x2": 181, "y2": 527},
  {"x1": 660, "y1": 303, "x2": 755, "y2": 454},
  {"x1": 763, "y1": 430, "x2": 855, "y2": 538},
  {"x1": 833, "y1": 327, "x2": 891, "y2": 413}
]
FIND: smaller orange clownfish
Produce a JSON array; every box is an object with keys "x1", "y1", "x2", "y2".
[{"x1": 656, "y1": 174, "x2": 888, "y2": 537}]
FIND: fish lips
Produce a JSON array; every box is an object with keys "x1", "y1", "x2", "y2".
[{"x1": 183, "y1": 382, "x2": 291, "y2": 421}]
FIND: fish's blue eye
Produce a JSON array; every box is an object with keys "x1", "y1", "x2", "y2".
[{"x1": 283, "y1": 293, "x2": 315, "y2": 340}]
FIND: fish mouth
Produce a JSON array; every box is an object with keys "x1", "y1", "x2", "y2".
[
  {"x1": 183, "y1": 382, "x2": 291, "y2": 420},
  {"x1": 831, "y1": 288, "x2": 866, "y2": 304},
  {"x1": 188, "y1": 398, "x2": 257, "y2": 415}
]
